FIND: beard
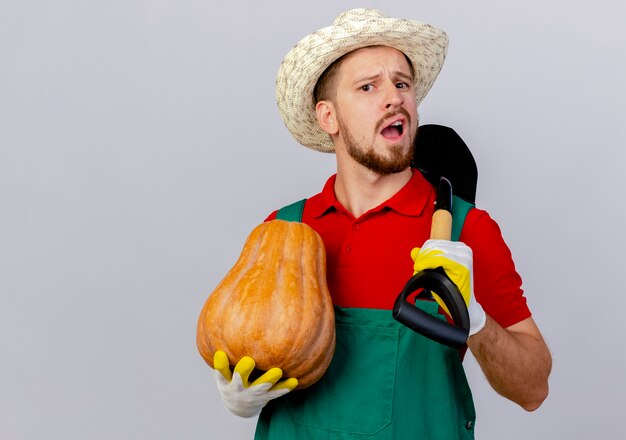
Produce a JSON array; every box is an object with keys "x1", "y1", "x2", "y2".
[{"x1": 337, "y1": 111, "x2": 416, "y2": 176}]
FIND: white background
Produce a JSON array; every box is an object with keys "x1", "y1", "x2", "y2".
[{"x1": 2, "y1": 1, "x2": 625, "y2": 438}]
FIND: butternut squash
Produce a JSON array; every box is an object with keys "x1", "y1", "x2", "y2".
[{"x1": 196, "y1": 219, "x2": 335, "y2": 389}]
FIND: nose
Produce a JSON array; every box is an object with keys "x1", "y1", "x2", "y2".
[{"x1": 384, "y1": 81, "x2": 404, "y2": 109}]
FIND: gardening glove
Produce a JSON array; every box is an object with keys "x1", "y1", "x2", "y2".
[
  {"x1": 411, "y1": 239, "x2": 486, "y2": 336},
  {"x1": 213, "y1": 350, "x2": 298, "y2": 418}
]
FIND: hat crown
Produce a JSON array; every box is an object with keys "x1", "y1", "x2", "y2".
[{"x1": 333, "y1": 8, "x2": 387, "y2": 27}]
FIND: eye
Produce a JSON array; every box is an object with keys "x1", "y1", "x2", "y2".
[
  {"x1": 360, "y1": 84, "x2": 374, "y2": 92},
  {"x1": 396, "y1": 82, "x2": 410, "y2": 89}
]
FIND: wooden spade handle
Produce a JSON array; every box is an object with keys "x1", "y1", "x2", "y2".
[{"x1": 430, "y1": 209, "x2": 452, "y2": 240}]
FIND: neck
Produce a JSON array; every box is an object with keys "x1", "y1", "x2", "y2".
[{"x1": 334, "y1": 163, "x2": 412, "y2": 218}]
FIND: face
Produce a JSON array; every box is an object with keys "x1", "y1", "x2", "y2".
[{"x1": 328, "y1": 46, "x2": 418, "y2": 175}]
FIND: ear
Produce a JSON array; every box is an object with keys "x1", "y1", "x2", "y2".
[{"x1": 316, "y1": 101, "x2": 338, "y2": 136}]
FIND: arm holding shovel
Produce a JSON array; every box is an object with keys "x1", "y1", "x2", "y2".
[{"x1": 411, "y1": 239, "x2": 552, "y2": 411}]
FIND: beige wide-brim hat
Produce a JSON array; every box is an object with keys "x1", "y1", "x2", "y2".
[{"x1": 276, "y1": 8, "x2": 449, "y2": 153}]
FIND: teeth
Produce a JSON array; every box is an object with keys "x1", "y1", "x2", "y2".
[{"x1": 392, "y1": 121, "x2": 403, "y2": 127}]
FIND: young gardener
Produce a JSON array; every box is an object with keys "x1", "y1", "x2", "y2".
[{"x1": 211, "y1": 8, "x2": 551, "y2": 439}]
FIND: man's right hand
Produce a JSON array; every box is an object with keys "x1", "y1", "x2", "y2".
[{"x1": 213, "y1": 351, "x2": 298, "y2": 418}]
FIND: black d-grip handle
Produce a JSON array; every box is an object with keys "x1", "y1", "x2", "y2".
[{"x1": 392, "y1": 268, "x2": 470, "y2": 348}]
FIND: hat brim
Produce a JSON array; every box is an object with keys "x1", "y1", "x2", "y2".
[{"x1": 276, "y1": 9, "x2": 448, "y2": 152}]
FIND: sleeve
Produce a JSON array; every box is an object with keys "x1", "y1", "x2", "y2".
[{"x1": 459, "y1": 208, "x2": 531, "y2": 328}]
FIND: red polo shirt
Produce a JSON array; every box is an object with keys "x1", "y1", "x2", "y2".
[{"x1": 267, "y1": 170, "x2": 530, "y2": 329}]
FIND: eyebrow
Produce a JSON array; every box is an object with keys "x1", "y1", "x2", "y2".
[
  {"x1": 352, "y1": 70, "x2": 414, "y2": 86},
  {"x1": 396, "y1": 71, "x2": 414, "y2": 83}
]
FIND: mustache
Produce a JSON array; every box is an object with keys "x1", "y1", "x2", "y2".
[{"x1": 374, "y1": 108, "x2": 412, "y2": 133}]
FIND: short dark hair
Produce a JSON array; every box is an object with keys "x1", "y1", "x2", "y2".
[{"x1": 313, "y1": 53, "x2": 349, "y2": 105}]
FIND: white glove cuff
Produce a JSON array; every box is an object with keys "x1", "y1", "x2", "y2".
[
  {"x1": 468, "y1": 300, "x2": 486, "y2": 336},
  {"x1": 420, "y1": 239, "x2": 473, "y2": 268}
]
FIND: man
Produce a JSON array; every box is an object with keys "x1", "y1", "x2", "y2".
[{"x1": 210, "y1": 8, "x2": 551, "y2": 439}]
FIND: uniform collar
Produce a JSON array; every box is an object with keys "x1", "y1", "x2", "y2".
[{"x1": 308, "y1": 169, "x2": 434, "y2": 219}]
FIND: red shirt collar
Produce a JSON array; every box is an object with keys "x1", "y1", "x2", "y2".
[{"x1": 308, "y1": 169, "x2": 434, "y2": 219}]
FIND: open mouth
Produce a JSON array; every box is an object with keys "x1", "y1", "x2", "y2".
[{"x1": 381, "y1": 120, "x2": 404, "y2": 139}]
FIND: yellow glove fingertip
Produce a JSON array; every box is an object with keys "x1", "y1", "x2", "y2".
[
  {"x1": 214, "y1": 350, "x2": 228, "y2": 369},
  {"x1": 214, "y1": 351, "x2": 232, "y2": 381},
  {"x1": 272, "y1": 378, "x2": 298, "y2": 392},
  {"x1": 234, "y1": 356, "x2": 256, "y2": 386},
  {"x1": 234, "y1": 356, "x2": 256, "y2": 372},
  {"x1": 410, "y1": 247, "x2": 421, "y2": 261},
  {"x1": 252, "y1": 367, "x2": 283, "y2": 387}
]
